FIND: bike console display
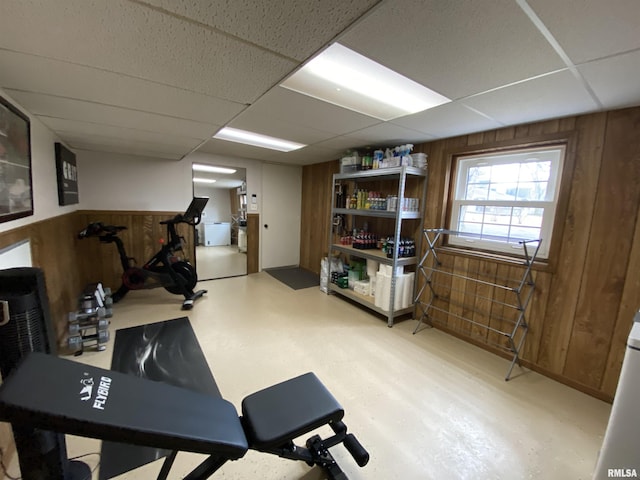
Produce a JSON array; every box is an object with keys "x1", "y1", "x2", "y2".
[{"x1": 181, "y1": 197, "x2": 209, "y2": 225}]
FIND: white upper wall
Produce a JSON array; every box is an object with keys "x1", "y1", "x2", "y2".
[
  {"x1": 77, "y1": 149, "x2": 263, "y2": 215},
  {"x1": 0, "y1": 88, "x2": 77, "y2": 234},
  {"x1": 186, "y1": 151, "x2": 262, "y2": 216},
  {"x1": 193, "y1": 185, "x2": 233, "y2": 223},
  {"x1": 76, "y1": 150, "x2": 192, "y2": 211}
]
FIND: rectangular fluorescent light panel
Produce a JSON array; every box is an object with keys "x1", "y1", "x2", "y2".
[
  {"x1": 281, "y1": 43, "x2": 450, "y2": 121},
  {"x1": 192, "y1": 164, "x2": 236, "y2": 174},
  {"x1": 213, "y1": 127, "x2": 306, "y2": 152},
  {"x1": 193, "y1": 177, "x2": 217, "y2": 184}
]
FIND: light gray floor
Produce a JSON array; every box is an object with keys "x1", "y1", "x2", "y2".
[
  {"x1": 16, "y1": 273, "x2": 610, "y2": 480},
  {"x1": 196, "y1": 245, "x2": 247, "y2": 280}
]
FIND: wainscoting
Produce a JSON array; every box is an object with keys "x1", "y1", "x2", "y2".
[{"x1": 300, "y1": 106, "x2": 640, "y2": 402}]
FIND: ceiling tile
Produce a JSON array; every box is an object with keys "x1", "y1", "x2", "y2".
[
  {"x1": 66, "y1": 139, "x2": 187, "y2": 160},
  {"x1": 0, "y1": 51, "x2": 246, "y2": 125},
  {"x1": 197, "y1": 138, "x2": 340, "y2": 166},
  {"x1": 7, "y1": 91, "x2": 218, "y2": 140},
  {"x1": 392, "y1": 102, "x2": 503, "y2": 138},
  {"x1": 338, "y1": 0, "x2": 565, "y2": 99},
  {"x1": 0, "y1": 0, "x2": 297, "y2": 103},
  {"x1": 462, "y1": 70, "x2": 599, "y2": 126},
  {"x1": 579, "y1": 50, "x2": 640, "y2": 109},
  {"x1": 313, "y1": 135, "x2": 370, "y2": 153},
  {"x1": 228, "y1": 112, "x2": 339, "y2": 146},
  {"x1": 196, "y1": 138, "x2": 284, "y2": 162},
  {"x1": 40, "y1": 117, "x2": 204, "y2": 152},
  {"x1": 266, "y1": 145, "x2": 343, "y2": 165},
  {"x1": 528, "y1": 0, "x2": 640, "y2": 64},
  {"x1": 343, "y1": 123, "x2": 435, "y2": 146},
  {"x1": 141, "y1": 0, "x2": 380, "y2": 61},
  {"x1": 241, "y1": 87, "x2": 381, "y2": 135}
]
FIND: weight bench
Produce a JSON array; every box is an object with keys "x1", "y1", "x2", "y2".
[{"x1": 0, "y1": 352, "x2": 368, "y2": 479}]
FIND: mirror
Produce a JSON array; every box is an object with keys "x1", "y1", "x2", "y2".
[{"x1": 192, "y1": 163, "x2": 247, "y2": 280}]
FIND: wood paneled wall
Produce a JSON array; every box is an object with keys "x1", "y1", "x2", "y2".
[
  {"x1": 75, "y1": 210, "x2": 195, "y2": 292},
  {"x1": 300, "y1": 106, "x2": 640, "y2": 401},
  {"x1": 300, "y1": 160, "x2": 339, "y2": 274},
  {"x1": 247, "y1": 213, "x2": 259, "y2": 274},
  {"x1": 0, "y1": 208, "x2": 261, "y2": 353},
  {"x1": 0, "y1": 210, "x2": 195, "y2": 350},
  {"x1": 0, "y1": 213, "x2": 87, "y2": 347}
]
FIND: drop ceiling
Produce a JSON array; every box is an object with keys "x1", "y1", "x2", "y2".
[{"x1": 0, "y1": 0, "x2": 638, "y2": 166}]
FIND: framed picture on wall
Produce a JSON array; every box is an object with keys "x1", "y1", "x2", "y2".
[
  {"x1": 55, "y1": 142, "x2": 78, "y2": 206},
  {"x1": 0, "y1": 96, "x2": 33, "y2": 223}
]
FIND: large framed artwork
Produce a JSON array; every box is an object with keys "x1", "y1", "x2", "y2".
[{"x1": 0, "y1": 96, "x2": 33, "y2": 223}]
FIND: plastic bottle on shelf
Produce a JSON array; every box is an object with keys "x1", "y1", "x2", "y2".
[
  {"x1": 386, "y1": 238, "x2": 395, "y2": 258},
  {"x1": 373, "y1": 150, "x2": 384, "y2": 169}
]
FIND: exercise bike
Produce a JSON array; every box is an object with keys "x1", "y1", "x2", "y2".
[{"x1": 79, "y1": 197, "x2": 209, "y2": 310}]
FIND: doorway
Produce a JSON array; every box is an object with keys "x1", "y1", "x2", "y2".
[
  {"x1": 192, "y1": 163, "x2": 247, "y2": 280},
  {"x1": 262, "y1": 163, "x2": 301, "y2": 269}
]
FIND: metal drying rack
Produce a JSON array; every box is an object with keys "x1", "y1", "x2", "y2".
[{"x1": 413, "y1": 228, "x2": 541, "y2": 380}]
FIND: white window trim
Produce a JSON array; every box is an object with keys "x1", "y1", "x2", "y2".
[{"x1": 448, "y1": 145, "x2": 566, "y2": 259}]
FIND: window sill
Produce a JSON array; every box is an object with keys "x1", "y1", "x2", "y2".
[{"x1": 435, "y1": 244, "x2": 553, "y2": 273}]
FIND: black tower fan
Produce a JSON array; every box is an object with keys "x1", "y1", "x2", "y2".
[{"x1": 0, "y1": 267, "x2": 90, "y2": 479}]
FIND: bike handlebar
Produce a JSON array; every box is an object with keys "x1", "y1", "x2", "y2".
[
  {"x1": 78, "y1": 222, "x2": 127, "y2": 239},
  {"x1": 160, "y1": 213, "x2": 203, "y2": 227}
]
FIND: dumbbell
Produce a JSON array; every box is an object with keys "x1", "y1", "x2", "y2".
[
  {"x1": 68, "y1": 335, "x2": 83, "y2": 353},
  {"x1": 68, "y1": 318, "x2": 109, "y2": 336},
  {"x1": 67, "y1": 330, "x2": 110, "y2": 352},
  {"x1": 102, "y1": 286, "x2": 113, "y2": 306},
  {"x1": 68, "y1": 307, "x2": 107, "y2": 323},
  {"x1": 90, "y1": 283, "x2": 113, "y2": 306},
  {"x1": 79, "y1": 294, "x2": 99, "y2": 311},
  {"x1": 79, "y1": 284, "x2": 114, "y2": 315},
  {"x1": 88, "y1": 329, "x2": 110, "y2": 351}
]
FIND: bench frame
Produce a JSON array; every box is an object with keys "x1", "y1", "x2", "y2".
[{"x1": 0, "y1": 352, "x2": 368, "y2": 480}]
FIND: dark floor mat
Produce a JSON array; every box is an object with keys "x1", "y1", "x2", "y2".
[
  {"x1": 265, "y1": 266, "x2": 320, "y2": 290},
  {"x1": 99, "y1": 317, "x2": 219, "y2": 480}
]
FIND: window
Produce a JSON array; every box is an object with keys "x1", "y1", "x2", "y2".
[{"x1": 448, "y1": 145, "x2": 565, "y2": 259}]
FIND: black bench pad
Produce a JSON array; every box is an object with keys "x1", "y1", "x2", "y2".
[
  {"x1": 0, "y1": 352, "x2": 248, "y2": 459},
  {"x1": 242, "y1": 372, "x2": 344, "y2": 450}
]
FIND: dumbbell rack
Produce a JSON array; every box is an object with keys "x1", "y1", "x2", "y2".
[{"x1": 67, "y1": 283, "x2": 112, "y2": 355}]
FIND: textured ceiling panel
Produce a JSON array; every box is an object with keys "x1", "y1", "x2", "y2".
[
  {"x1": 313, "y1": 135, "x2": 376, "y2": 153},
  {"x1": 391, "y1": 102, "x2": 504, "y2": 138},
  {"x1": 579, "y1": 50, "x2": 640, "y2": 109},
  {"x1": 343, "y1": 122, "x2": 434, "y2": 146},
  {"x1": 339, "y1": 0, "x2": 565, "y2": 100},
  {"x1": 528, "y1": 0, "x2": 640, "y2": 64},
  {"x1": 196, "y1": 138, "x2": 283, "y2": 162},
  {"x1": 140, "y1": 0, "x2": 381, "y2": 61},
  {"x1": 40, "y1": 117, "x2": 204, "y2": 151},
  {"x1": 68, "y1": 140, "x2": 185, "y2": 160},
  {"x1": 242, "y1": 87, "x2": 380, "y2": 135},
  {"x1": 462, "y1": 70, "x2": 599, "y2": 125},
  {"x1": 7, "y1": 91, "x2": 218, "y2": 140},
  {"x1": 0, "y1": 0, "x2": 296, "y2": 103},
  {"x1": 0, "y1": 51, "x2": 246, "y2": 125},
  {"x1": 264, "y1": 144, "x2": 344, "y2": 165},
  {"x1": 228, "y1": 113, "x2": 339, "y2": 146}
]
